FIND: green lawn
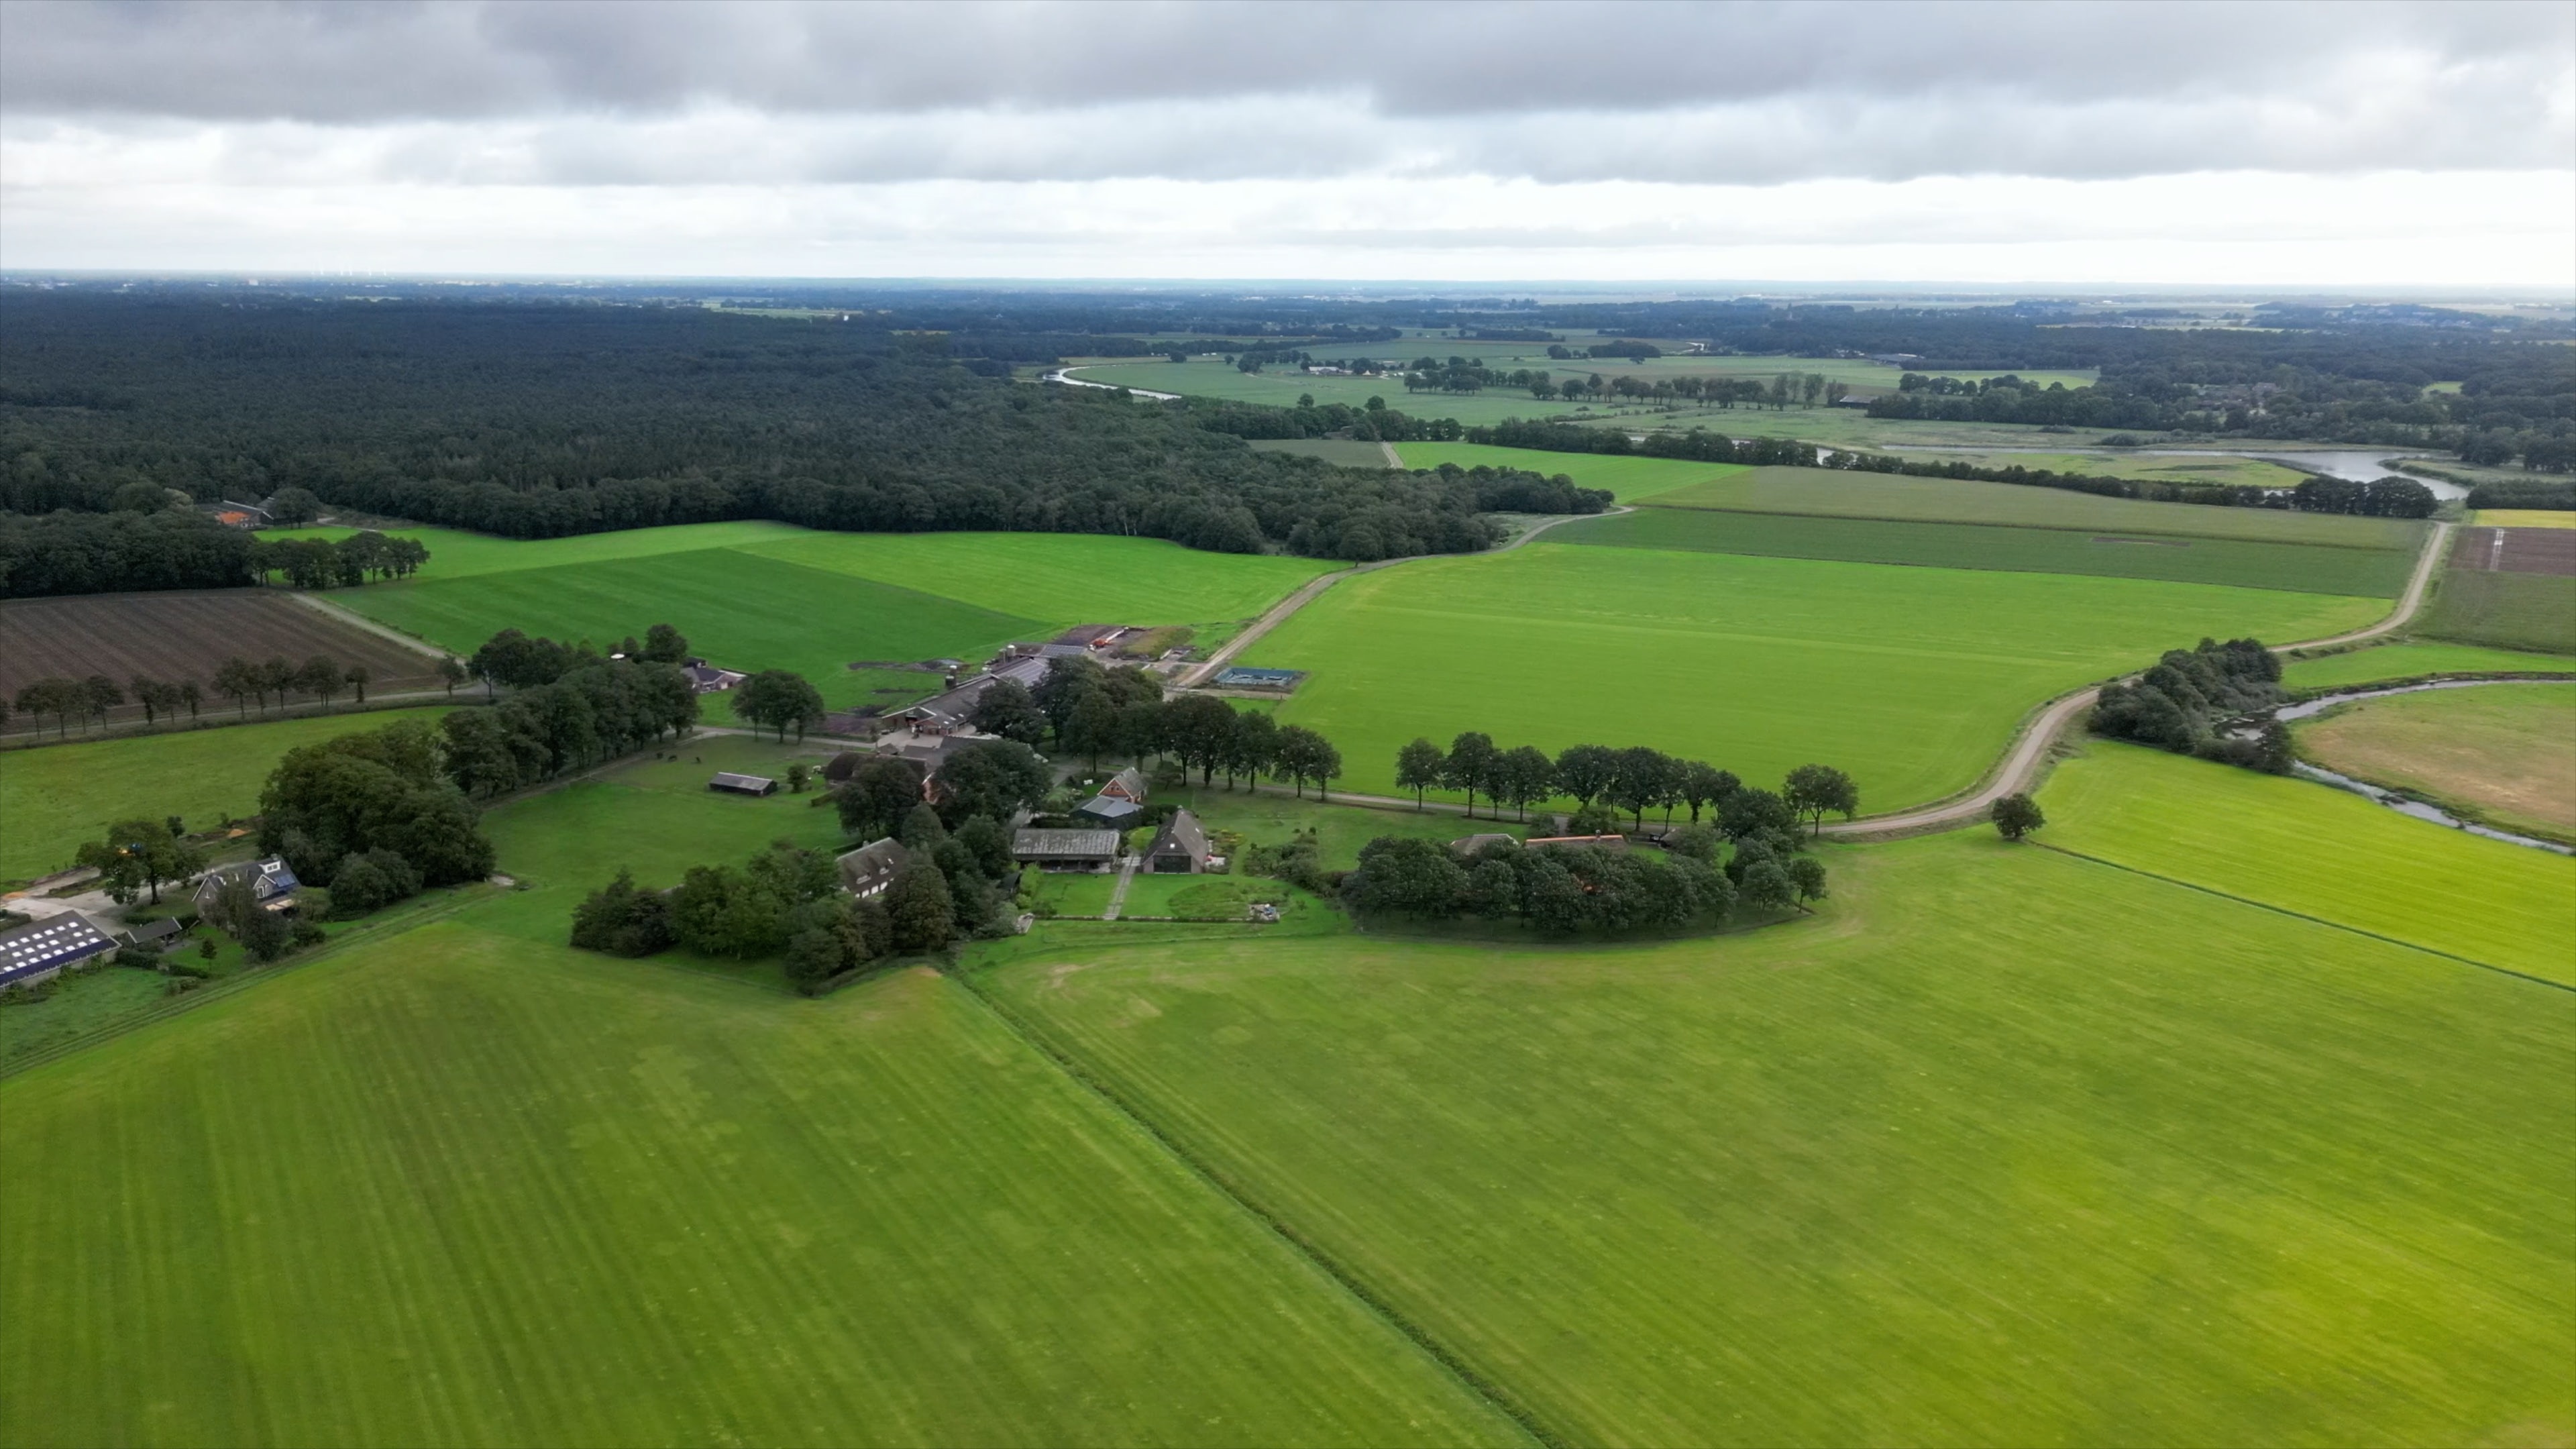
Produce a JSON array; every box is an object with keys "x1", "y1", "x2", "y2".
[
  {"x1": 2284, "y1": 640, "x2": 2576, "y2": 690},
  {"x1": 0, "y1": 929, "x2": 1521, "y2": 1448},
  {"x1": 1162, "y1": 782, "x2": 1501, "y2": 867},
  {"x1": 1391, "y1": 443, "x2": 1748, "y2": 502},
  {"x1": 2296, "y1": 682, "x2": 2576, "y2": 843},
  {"x1": 1246, "y1": 437, "x2": 1397, "y2": 468},
  {"x1": 2421, "y1": 569, "x2": 2576, "y2": 654},
  {"x1": 1641, "y1": 467, "x2": 2424, "y2": 548},
  {"x1": 2039, "y1": 739, "x2": 2576, "y2": 983},
  {"x1": 1258, "y1": 543, "x2": 2384, "y2": 811},
  {"x1": 981, "y1": 829, "x2": 2575, "y2": 1447},
  {"x1": 0, "y1": 706, "x2": 458, "y2": 883},
  {"x1": 1553, "y1": 506, "x2": 2411, "y2": 596}
]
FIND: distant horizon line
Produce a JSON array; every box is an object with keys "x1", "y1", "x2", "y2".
[{"x1": 6, "y1": 270, "x2": 2570, "y2": 305}]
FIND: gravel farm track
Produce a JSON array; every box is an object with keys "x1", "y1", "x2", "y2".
[{"x1": 0, "y1": 590, "x2": 443, "y2": 733}]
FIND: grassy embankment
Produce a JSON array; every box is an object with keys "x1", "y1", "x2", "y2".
[
  {"x1": 0, "y1": 706, "x2": 458, "y2": 883},
  {"x1": 2282, "y1": 639, "x2": 2576, "y2": 690},
  {"x1": 2295, "y1": 682, "x2": 2576, "y2": 843},
  {"x1": 981, "y1": 810, "x2": 2574, "y2": 1446},
  {"x1": 1254, "y1": 542, "x2": 2385, "y2": 811},
  {"x1": 2038, "y1": 739, "x2": 2576, "y2": 984},
  {"x1": 295, "y1": 526, "x2": 1329, "y2": 711}
]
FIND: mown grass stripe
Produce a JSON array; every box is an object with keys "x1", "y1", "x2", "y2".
[
  {"x1": 2031, "y1": 841, "x2": 2573, "y2": 994},
  {"x1": 949, "y1": 965, "x2": 1568, "y2": 1449}
]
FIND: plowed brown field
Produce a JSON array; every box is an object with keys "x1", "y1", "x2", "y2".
[{"x1": 1, "y1": 591, "x2": 439, "y2": 729}]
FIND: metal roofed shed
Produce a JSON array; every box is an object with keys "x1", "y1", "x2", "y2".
[
  {"x1": 123, "y1": 917, "x2": 187, "y2": 949},
  {"x1": 1211, "y1": 666, "x2": 1303, "y2": 691},
  {"x1": 1072, "y1": 795, "x2": 1144, "y2": 829},
  {"x1": 709, "y1": 772, "x2": 780, "y2": 796},
  {"x1": 1012, "y1": 828, "x2": 1121, "y2": 870},
  {"x1": 0, "y1": 913, "x2": 119, "y2": 991}
]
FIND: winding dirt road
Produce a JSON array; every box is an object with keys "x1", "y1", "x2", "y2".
[{"x1": 1823, "y1": 520, "x2": 2451, "y2": 838}]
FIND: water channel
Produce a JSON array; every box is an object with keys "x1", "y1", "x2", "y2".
[
  {"x1": 1894, "y1": 445, "x2": 2470, "y2": 498},
  {"x1": 2262, "y1": 679, "x2": 2573, "y2": 854}
]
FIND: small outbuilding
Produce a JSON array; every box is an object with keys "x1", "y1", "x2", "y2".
[
  {"x1": 121, "y1": 917, "x2": 187, "y2": 951},
  {"x1": 1072, "y1": 795, "x2": 1144, "y2": 830},
  {"x1": 0, "y1": 912, "x2": 119, "y2": 991},
  {"x1": 1012, "y1": 828, "x2": 1121, "y2": 871},
  {"x1": 1144, "y1": 809, "x2": 1210, "y2": 874},
  {"x1": 681, "y1": 659, "x2": 748, "y2": 693},
  {"x1": 709, "y1": 772, "x2": 780, "y2": 796},
  {"x1": 835, "y1": 839, "x2": 906, "y2": 898},
  {"x1": 193, "y1": 857, "x2": 302, "y2": 916}
]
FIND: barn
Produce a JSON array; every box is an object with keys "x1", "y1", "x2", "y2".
[
  {"x1": 709, "y1": 772, "x2": 780, "y2": 796},
  {"x1": 0, "y1": 913, "x2": 119, "y2": 991}
]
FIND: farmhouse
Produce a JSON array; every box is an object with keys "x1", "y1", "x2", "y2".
[
  {"x1": 0, "y1": 912, "x2": 118, "y2": 991},
  {"x1": 193, "y1": 857, "x2": 302, "y2": 915},
  {"x1": 1099, "y1": 767, "x2": 1148, "y2": 804},
  {"x1": 680, "y1": 659, "x2": 747, "y2": 693},
  {"x1": 1012, "y1": 828, "x2": 1120, "y2": 871},
  {"x1": 1072, "y1": 795, "x2": 1144, "y2": 829},
  {"x1": 708, "y1": 772, "x2": 779, "y2": 796},
  {"x1": 835, "y1": 839, "x2": 906, "y2": 898},
  {"x1": 1144, "y1": 809, "x2": 1210, "y2": 873}
]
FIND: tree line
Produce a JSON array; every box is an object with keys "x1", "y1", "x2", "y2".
[
  {"x1": 968, "y1": 655, "x2": 1348, "y2": 798},
  {"x1": 1395, "y1": 732, "x2": 1860, "y2": 836}
]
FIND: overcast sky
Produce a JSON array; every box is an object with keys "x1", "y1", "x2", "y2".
[{"x1": 3, "y1": 0, "x2": 2569, "y2": 287}]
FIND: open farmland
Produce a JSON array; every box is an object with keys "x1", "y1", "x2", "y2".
[
  {"x1": 1391, "y1": 442, "x2": 1746, "y2": 502},
  {"x1": 0, "y1": 590, "x2": 441, "y2": 726},
  {"x1": 2283, "y1": 640, "x2": 2576, "y2": 689},
  {"x1": 1877, "y1": 449, "x2": 2312, "y2": 490},
  {"x1": 1552, "y1": 506, "x2": 2412, "y2": 595},
  {"x1": 2039, "y1": 741, "x2": 2576, "y2": 983},
  {"x1": 2475, "y1": 509, "x2": 2576, "y2": 529},
  {"x1": 260, "y1": 520, "x2": 815, "y2": 580},
  {"x1": 2296, "y1": 682, "x2": 2576, "y2": 843},
  {"x1": 983, "y1": 830, "x2": 2576, "y2": 1447},
  {"x1": 2420, "y1": 568, "x2": 2576, "y2": 654},
  {"x1": 0, "y1": 930, "x2": 1521, "y2": 1448},
  {"x1": 1246, "y1": 437, "x2": 1397, "y2": 468},
  {"x1": 0, "y1": 706, "x2": 458, "y2": 883},
  {"x1": 309, "y1": 527, "x2": 1329, "y2": 710},
  {"x1": 1640, "y1": 466, "x2": 2426, "y2": 547},
  {"x1": 1255, "y1": 542, "x2": 2383, "y2": 810}
]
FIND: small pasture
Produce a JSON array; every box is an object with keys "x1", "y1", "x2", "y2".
[
  {"x1": 0, "y1": 706, "x2": 458, "y2": 883},
  {"x1": 2474, "y1": 509, "x2": 2576, "y2": 530},
  {"x1": 1256, "y1": 542, "x2": 2383, "y2": 810},
  {"x1": 0, "y1": 932, "x2": 1519, "y2": 1448},
  {"x1": 1390, "y1": 442, "x2": 1747, "y2": 502},
  {"x1": 1638, "y1": 466, "x2": 2426, "y2": 548},
  {"x1": 2038, "y1": 740, "x2": 2576, "y2": 983},
  {"x1": 0, "y1": 590, "x2": 441, "y2": 725},
  {"x1": 2295, "y1": 682, "x2": 2576, "y2": 843},
  {"x1": 1246, "y1": 437, "x2": 1397, "y2": 468},
  {"x1": 2283, "y1": 640, "x2": 2576, "y2": 690},
  {"x1": 2421, "y1": 569, "x2": 2576, "y2": 654},
  {"x1": 1553, "y1": 506, "x2": 2412, "y2": 596},
  {"x1": 988, "y1": 830, "x2": 2575, "y2": 1446}
]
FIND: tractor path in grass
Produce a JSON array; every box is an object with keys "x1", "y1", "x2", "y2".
[
  {"x1": 1176, "y1": 508, "x2": 1629, "y2": 689},
  {"x1": 1827, "y1": 521, "x2": 2451, "y2": 839}
]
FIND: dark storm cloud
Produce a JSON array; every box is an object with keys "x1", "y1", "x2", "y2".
[{"x1": 4, "y1": 0, "x2": 2569, "y2": 183}]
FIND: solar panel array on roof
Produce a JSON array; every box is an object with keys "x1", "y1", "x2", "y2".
[{"x1": 0, "y1": 914, "x2": 117, "y2": 989}]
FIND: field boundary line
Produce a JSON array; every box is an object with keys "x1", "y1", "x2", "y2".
[
  {"x1": 946, "y1": 968, "x2": 1568, "y2": 1449},
  {"x1": 286, "y1": 590, "x2": 455, "y2": 660},
  {"x1": 2028, "y1": 841, "x2": 2573, "y2": 995},
  {"x1": 1629, "y1": 500, "x2": 2422, "y2": 556},
  {"x1": 0, "y1": 887, "x2": 494, "y2": 1081}
]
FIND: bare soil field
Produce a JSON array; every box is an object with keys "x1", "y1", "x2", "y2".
[
  {"x1": 2452, "y1": 526, "x2": 2576, "y2": 577},
  {"x1": 0, "y1": 591, "x2": 440, "y2": 730}
]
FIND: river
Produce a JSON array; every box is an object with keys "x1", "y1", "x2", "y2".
[{"x1": 2261, "y1": 680, "x2": 2572, "y2": 853}]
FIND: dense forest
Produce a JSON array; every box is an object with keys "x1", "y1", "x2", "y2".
[{"x1": 0, "y1": 292, "x2": 1586, "y2": 583}]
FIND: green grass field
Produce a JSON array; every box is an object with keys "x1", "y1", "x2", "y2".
[
  {"x1": 2421, "y1": 569, "x2": 2576, "y2": 654},
  {"x1": 1256, "y1": 543, "x2": 2385, "y2": 810},
  {"x1": 2296, "y1": 682, "x2": 2576, "y2": 843},
  {"x1": 0, "y1": 932, "x2": 1521, "y2": 1448},
  {"x1": 1246, "y1": 437, "x2": 1397, "y2": 468},
  {"x1": 1884, "y1": 449, "x2": 2312, "y2": 490},
  {"x1": 1391, "y1": 443, "x2": 1748, "y2": 502},
  {"x1": 1641, "y1": 467, "x2": 2425, "y2": 548},
  {"x1": 1553, "y1": 506, "x2": 2412, "y2": 596},
  {"x1": 2283, "y1": 640, "x2": 2576, "y2": 690},
  {"x1": 0, "y1": 706, "x2": 458, "y2": 883},
  {"x1": 2039, "y1": 740, "x2": 2576, "y2": 983},
  {"x1": 303, "y1": 527, "x2": 1328, "y2": 710},
  {"x1": 983, "y1": 829, "x2": 2575, "y2": 1447}
]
